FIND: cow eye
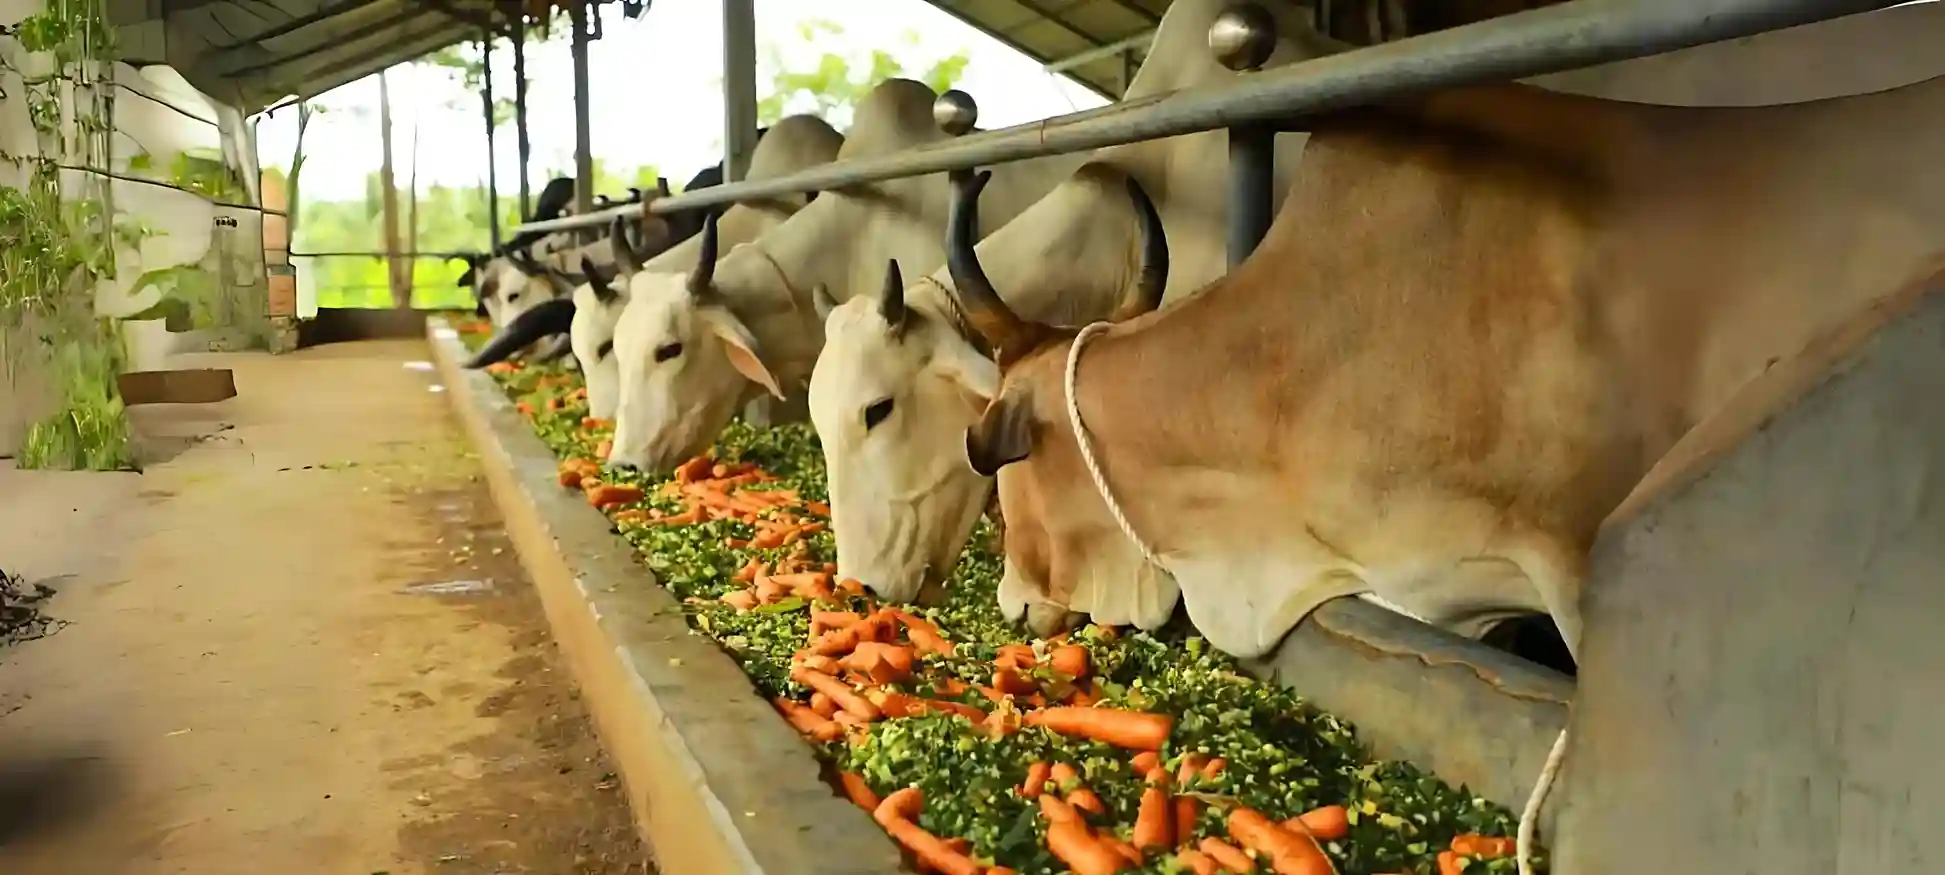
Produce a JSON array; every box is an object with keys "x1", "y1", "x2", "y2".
[
  {"x1": 654, "y1": 342, "x2": 683, "y2": 362},
  {"x1": 506, "y1": 291, "x2": 521, "y2": 303},
  {"x1": 863, "y1": 397, "x2": 894, "y2": 431},
  {"x1": 596, "y1": 340, "x2": 614, "y2": 360}
]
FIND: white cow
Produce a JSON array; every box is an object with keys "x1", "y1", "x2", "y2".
[
  {"x1": 605, "y1": 77, "x2": 1086, "y2": 475},
  {"x1": 806, "y1": 0, "x2": 1336, "y2": 604},
  {"x1": 573, "y1": 114, "x2": 845, "y2": 420}
]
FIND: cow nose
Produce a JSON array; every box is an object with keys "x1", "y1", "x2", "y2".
[{"x1": 606, "y1": 460, "x2": 639, "y2": 473}]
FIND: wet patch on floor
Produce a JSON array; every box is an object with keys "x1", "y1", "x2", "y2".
[{"x1": 385, "y1": 479, "x2": 650, "y2": 875}]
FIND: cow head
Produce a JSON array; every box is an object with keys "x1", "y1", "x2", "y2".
[
  {"x1": 570, "y1": 219, "x2": 643, "y2": 420},
  {"x1": 483, "y1": 247, "x2": 569, "y2": 329},
  {"x1": 807, "y1": 256, "x2": 1000, "y2": 603},
  {"x1": 943, "y1": 169, "x2": 1176, "y2": 637},
  {"x1": 607, "y1": 213, "x2": 788, "y2": 473}
]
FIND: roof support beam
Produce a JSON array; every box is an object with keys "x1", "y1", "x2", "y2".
[
  {"x1": 1005, "y1": 0, "x2": 1104, "y2": 49},
  {"x1": 419, "y1": 0, "x2": 509, "y2": 37},
  {"x1": 1043, "y1": 28, "x2": 1154, "y2": 73},
  {"x1": 569, "y1": 0, "x2": 594, "y2": 218},
  {"x1": 287, "y1": 18, "x2": 460, "y2": 85},
  {"x1": 721, "y1": 0, "x2": 758, "y2": 183},
  {"x1": 207, "y1": 0, "x2": 386, "y2": 52},
  {"x1": 215, "y1": 6, "x2": 439, "y2": 76}
]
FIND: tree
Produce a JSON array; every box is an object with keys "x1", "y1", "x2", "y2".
[{"x1": 753, "y1": 20, "x2": 971, "y2": 128}]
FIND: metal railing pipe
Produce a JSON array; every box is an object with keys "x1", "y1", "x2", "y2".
[{"x1": 512, "y1": 0, "x2": 1898, "y2": 235}]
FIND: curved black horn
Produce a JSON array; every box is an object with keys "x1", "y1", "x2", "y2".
[
  {"x1": 462, "y1": 298, "x2": 576, "y2": 368},
  {"x1": 1111, "y1": 176, "x2": 1170, "y2": 321},
  {"x1": 610, "y1": 216, "x2": 643, "y2": 275},
  {"x1": 879, "y1": 259, "x2": 908, "y2": 336},
  {"x1": 687, "y1": 212, "x2": 719, "y2": 298},
  {"x1": 945, "y1": 169, "x2": 1031, "y2": 353}
]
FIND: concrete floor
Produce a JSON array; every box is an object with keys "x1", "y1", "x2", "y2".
[{"x1": 0, "y1": 341, "x2": 646, "y2": 875}]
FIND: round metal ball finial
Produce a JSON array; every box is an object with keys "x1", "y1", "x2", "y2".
[
  {"x1": 934, "y1": 89, "x2": 979, "y2": 136},
  {"x1": 1208, "y1": 3, "x2": 1276, "y2": 72}
]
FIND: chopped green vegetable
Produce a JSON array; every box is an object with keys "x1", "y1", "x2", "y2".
[{"x1": 465, "y1": 331, "x2": 1547, "y2": 875}]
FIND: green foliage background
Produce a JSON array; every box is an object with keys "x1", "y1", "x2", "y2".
[{"x1": 290, "y1": 19, "x2": 969, "y2": 310}]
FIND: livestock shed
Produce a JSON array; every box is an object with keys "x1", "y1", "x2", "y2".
[{"x1": 13, "y1": 0, "x2": 1942, "y2": 872}]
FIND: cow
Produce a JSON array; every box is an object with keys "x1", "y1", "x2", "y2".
[
  {"x1": 459, "y1": 176, "x2": 581, "y2": 326},
  {"x1": 940, "y1": 60, "x2": 1945, "y2": 669},
  {"x1": 604, "y1": 78, "x2": 1086, "y2": 475},
  {"x1": 805, "y1": 0, "x2": 1335, "y2": 605},
  {"x1": 464, "y1": 114, "x2": 846, "y2": 420}
]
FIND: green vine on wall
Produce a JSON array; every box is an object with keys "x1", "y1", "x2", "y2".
[{"x1": 1, "y1": 0, "x2": 135, "y2": 470}]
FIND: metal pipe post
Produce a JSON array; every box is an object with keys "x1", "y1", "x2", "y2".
[
  {"x1": 481, "y1": 29, "x2": 502, "y2": 248},
  {"x1": 1226, "y1": 125, "x2": 1275, "y2": 266},
  {"x1": 569, "y1": 0, "x2": 596, "y2": 220},
  {"x1": 510, "y1": 0, "x2": 1901, "y2": 235},
  {"x1": 721, "y1": 0, "x2": 758, "y2": 183},
  {"x1": 512, "y1": 9, "x2": 532, "y2": 220}
]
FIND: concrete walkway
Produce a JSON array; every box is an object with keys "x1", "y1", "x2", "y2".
[{"x1": 0, "y1": 341, "x2": 646, "y2": 875}]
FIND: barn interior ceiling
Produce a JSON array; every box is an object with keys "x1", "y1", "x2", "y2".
[{"x1": 98, "y1": 0, "x2": 1562, "y2": 118}]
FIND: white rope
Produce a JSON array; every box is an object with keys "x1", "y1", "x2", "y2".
[{"x1": 1064, "y1": 321, "x2": 1563, "y2": 875}]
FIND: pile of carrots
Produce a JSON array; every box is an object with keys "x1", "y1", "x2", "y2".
[{"x1": 538, "y1": 438, "x2": 1525, "y2": 875}]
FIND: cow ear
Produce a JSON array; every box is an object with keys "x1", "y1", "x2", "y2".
[
  {"x1": 811, "y1": 283, "x2": 838, "y2": 322},
  {"x1": 965, "y1": 389, "x2": 1034, "y2": 476},
  {"x1": 699, "y1": 306, "x2": 786, "y2": 400},
  {"x1": 930, "y1": 331, "x2": 1000, "y2": 409}
]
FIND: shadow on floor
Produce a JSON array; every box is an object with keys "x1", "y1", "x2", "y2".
[{"x1": 0, "y1": 747, "x2": 119, "y2": 850}]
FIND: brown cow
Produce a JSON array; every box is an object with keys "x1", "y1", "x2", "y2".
[{"x1": 948, "y1": 71, "x2": 1945, "y2": 663}]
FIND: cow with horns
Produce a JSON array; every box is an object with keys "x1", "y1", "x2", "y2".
[
  {"x1": 602, "y1": 78, "x2": 1083, "y2": 475},
  {"x1": 942, "y1": 39, "x2": 1945, "y2": 666},
  {"x1": 465, "y1": 114, "x2": 845, "y2": 420},
  {"x1": 805, "y1": 0, "x2": 1332, "y2": 607}
]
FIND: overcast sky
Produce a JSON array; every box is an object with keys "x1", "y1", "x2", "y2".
[{"x1": 254, "y1": 0, "x2": 1109, "y2": 202}]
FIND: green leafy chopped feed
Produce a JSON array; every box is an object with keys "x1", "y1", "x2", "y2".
[{"x1": 465, "y1": 328, "x2": 1545, "y2": 875}]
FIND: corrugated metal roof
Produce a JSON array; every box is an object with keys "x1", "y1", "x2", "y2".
[
  {"x1": 100, "y1": 0, "x2": 1163, "y2": 117},
  {"x1": 100, "y1": 0, "x2": 1556, "y2": 118}
]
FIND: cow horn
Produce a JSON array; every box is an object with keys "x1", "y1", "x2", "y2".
[
  {"x1": 463, "y1": 298, "x2": 576, "y2": 368},
  {"x1": 687, "y1": 212, "x2": 719, "y2": 299},
  {"x1": 945, "y1": 169, "x2": 1034, "y2": 356},
  {"x1": 610, "y1": 216, "x2": 643, "y2": 275},
  {"x1": 585, "y1": 254, "x2": 621, "y2": 305},
  {"x1": 509, "y1": 248, "x2": 545, "y2": 277},
  {"x1": 811, "y1": 284, "x2": 838, "y2": 321},
  {"x1": 879, "y1": 259, "x2": 909, "y2": 336},
  {"x1": 1111, "y1": 176, "x2": 1170, "y2": 321}
]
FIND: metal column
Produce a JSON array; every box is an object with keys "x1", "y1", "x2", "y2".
[
  {"x1": 481, "y1": 29, "x2": 501, "y2": 248},
  {"x1": 721, "y1": 0, "x2": 758, "y2": 182},
  {"x1": 569, "y1": 0, "x2": 595, "y2": 219},
  {"x1": 512, "y1": 8, "x2": 532, "y2": 221}
]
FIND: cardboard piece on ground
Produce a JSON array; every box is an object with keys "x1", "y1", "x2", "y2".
[{"x1": 117, "y1": 369, "x2": 238, "y2": 406}]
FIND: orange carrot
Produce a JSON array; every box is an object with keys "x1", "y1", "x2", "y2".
[
  {"x1": 770, "y1": 571, "x2": 834, "y2": 593},
  {"x1": 580, "y1": 416, "x2": 611, "y2": 429},
  {"x1": 1176, "y1": 754, "x2": 1209, "y2": 786},
  {"x1": 809, "y1": 692, "x2": 838, "y2": 718},
  {"x1": 1131, "y1": 752, "x2": 1161, "y2": 774},
  {"x1": 733, "y1": 558, "x2": 765, "y2": 583},
  {"x1": 1020, "y1": 762, "x2": 1052, "y2": 799},
  {"x1": 995, "y1": 644, "x2": 1038, "y2": 670},
  {"x1": 1175, "y1": 848, "x2": 1221, "y2": 875},
  {"x1": 1024, "y1": 707, "x2": 1173, "y2": 751},
  {"x1": 873, "y1": 786, "x2": 924, "y2": 827},
  {"x1": 842, "y1": 642, "x2": 917, "y2": 685},
  {"x1": 772, "y1": 698, "x2": 841, "y2": 743},
  {"x1": 1436, "y1": 851, "x2": 1463, "y2": 875},
  {"x1": 1133, "y1": 785, "x2": 1172, "y2": 850},
  {"x1": 806, "y1": 500, "x2": 832, "y2": 516},
  {"x1": 987, "y1": 869, "x2": 1018, "y2": 875},
  {"x1": 838, "y1": 771, "x2": 879, "y2": 811},
  {"x1": 558, "y1": 466, "x2": 590, "y2": 488},
  {"x1": 719, "y1": 590, "x2": 758, "y2": 611},
  {"x1": 1175, "y1": 797, "x2": 1202, "y2": 844},
  {"x1": 754, "y1": 578, "x2": 794, "y2": 603},
  {"x1": 1102, "y1": 835, "x2": 1143, "y2": 866},
  {"x1": 1045, "y1": 821, "x2": 1127, "y2": 875},
  {"x1": 587, "y1": 483, "x2": 645, "y2": 509},
  {"x1": 1198, "y1": 837, "x2": 1257, "y2": 874},
  {"x1": 1048, "y1": 763, "x2": 1081, "y2": 789},
  {"x1": 795, "y1": 654, "x2": 840, "y2": 675},
  {"x1": 806, "y1": 627, "x2": 861, "y2": 657},
  {"x1": 1450, "y1": 834, "x2": 1516, "y2": 859},
  {"x1": 1291, "y1": 806, "x2": 1350, "y2": 842},
  {"x1": 1049, "y1": 645, "x2": 1091, "y2": 679},
  {"x1": 1038, "y1": 793, "x2": 1084, "y2": 825},
  {"x1": 1067, "y1": 788, "x2": 1107, "y2": 816},
  {"x1": 811, "y1": 610, "x2": 863, "y2": 636},
  {"x1": 1227, "y1": 808, "x2": 1335, "y2": 875},
  {"x1": 595, "y1": 439, "x2": 613, "y2": 460},
  {"x1": 1068, "y1": 686, "x2": 1100, "y2": 708},
  {"x1": 993, "y1": 668, "x2": 1037, "y2": 696},
  {"x1": 674, "y1": 456, "x2": 713, "y2": 483},
  {"x1": 1202, "y1": 758, "x2": 1228, "y2": 780},
  {"x1": 883, "y1": 818, "x2": 982, "y2": 875},
  {"x1": 791, "y1": 668, "x2": 881, "y2": 720},
  {"x1": 887, "y1": 609, "x2": 955, "y2": 655}
]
